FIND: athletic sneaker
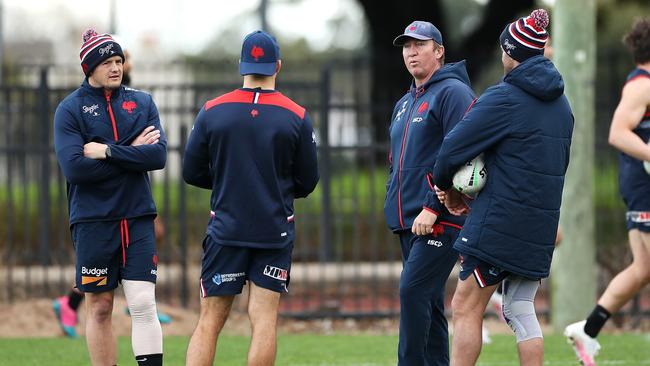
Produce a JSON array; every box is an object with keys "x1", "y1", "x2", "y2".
[
  {"x1": 564, "y1": 320, "x2": 600, "y2": 366},
  {"x1": 52, "y1": 296, "x2": 78, "y2": 338},
  {"x1": 488, "y1": 291, "x2": 504, "y2": 321}
]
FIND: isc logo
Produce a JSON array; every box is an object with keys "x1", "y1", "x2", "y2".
[{"x1": 426, "y1": 239, "x2": 443, "y2": 247}]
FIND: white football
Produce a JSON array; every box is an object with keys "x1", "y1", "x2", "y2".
[{"x1": 452, "y1": 154, "x2": 487, "y2": 197}]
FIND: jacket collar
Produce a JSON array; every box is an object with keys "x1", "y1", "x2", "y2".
[{"x1": 81, "y1": 78, "x2": 122, "y2": 99}]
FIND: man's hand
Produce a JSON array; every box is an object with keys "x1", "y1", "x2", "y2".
[
  {"x1": 131, "y1": 126, "x2": 161, "y2": 146},
  {"x1": 412, "y1": 209, "x2": 438, "y2": 236},
  {"x1": 444, "y1": 189, "x2": 470, "y2": 216},
  {"x1": 83, "y1": 142, "x2": 108, "y2": 160},
  {"x1": 435, "y1": 185, "x2": 470, "y2": 216}
]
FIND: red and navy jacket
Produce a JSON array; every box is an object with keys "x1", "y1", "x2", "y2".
[
  {"x1": 183, "y1": 88, "x2": 319, "y2": 249},
  {"x1": 384, "y1": 61, "x2": 475, "y2": 233},
  {"x1": 54, "y1": 79, "x2": 167, "y2": 225},
  {"x1": 618, "y1": 68, "x2": 650, "y2": 213}
]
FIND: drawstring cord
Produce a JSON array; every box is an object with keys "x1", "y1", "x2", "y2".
[{"x1": 120, "y1": 219, "x2": 130, "y2": 267}]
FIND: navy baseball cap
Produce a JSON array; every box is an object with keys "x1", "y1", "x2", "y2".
[
  {"x1": 239, "y1": 30, "x2": 281, "y2": 76},
  {"x1": 393, "y1": 21, "x2": 443, "y2": 46}
]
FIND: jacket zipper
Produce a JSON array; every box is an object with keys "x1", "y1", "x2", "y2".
[
  {"x1": 396, "y1": 88, "x2": 420, "y2": 229},
  {"x1": 105, "y1": 91, "x2": 119, "y2": 142}
]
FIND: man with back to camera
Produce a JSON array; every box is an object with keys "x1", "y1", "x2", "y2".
[
  {"x1": 183, "y1": 30, "x2": 319, "y2": 366},
  {"x1": 53, "y1": 29, "x2": 166, "y2": 365},
  {"x1": 564, "y1": 17, "x2": 650, "y2": 366},
  {"x1": 432, "y1": 9, "x2": 574, "y2": 366},
  {"x1": 384, "y1": 20, "x2": 476, "y2": 365}
]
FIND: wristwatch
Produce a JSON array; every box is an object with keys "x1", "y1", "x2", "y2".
[{"x1": 105, "y1": 145, "x2": 112, "y2": 158}]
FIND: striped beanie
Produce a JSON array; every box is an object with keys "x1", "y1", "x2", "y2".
[
  {"x1": 79, "y1": 29, "x2": 124, "y2": 76},
  {"x1": 499, "y1": 9, "x2": 550, "y2": 63}
]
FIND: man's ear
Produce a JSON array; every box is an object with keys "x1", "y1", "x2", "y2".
[
  {"x1": 435, "y1": 45, "x2": 445, "y2": 60},
  {"x1": 275, "y1": 60, "x2": 282, "y2": 75}
]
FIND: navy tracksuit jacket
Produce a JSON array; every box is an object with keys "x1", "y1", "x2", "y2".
[
  {"x1": 183, "y1": 88, "x2": 319, "y2": 249},
  {"x1": 54, "y1": 79, "x2": 167, "y2": 225},
  {"x1": 385, "y1": 61, "x2": 476, "y2": 366}
]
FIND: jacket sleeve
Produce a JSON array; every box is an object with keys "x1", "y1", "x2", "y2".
[
  {"x1": 107, "y1": 95, "x2": 167, "y2": 172},
  {"x1": 423, "y1": 84, "x2": 476, "y2": 212},
  {"x1": 182, "y1": 106, "x2": 212, "y2": 189},
  {"x1": 293, "y1": 112, "x2": 319, "y2": 198},
  {"x1": 433, "y1": 85, "x2": 512, "y2": 190},
  {"x1": 54, "y1": 103, "x2": 125, "y2": 184}
]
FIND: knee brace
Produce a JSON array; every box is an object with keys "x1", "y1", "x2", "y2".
[
  {"x1": 122, "y1": 280, "x2": 163, "y2": 356},
  {"x1": 502, "y1": 276, "x2": 543, "y2": 343}
]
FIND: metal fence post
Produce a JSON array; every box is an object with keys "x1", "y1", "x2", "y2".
[
  {"x1": 38, "y1": 67, "x2": 51, "y2": 268},
  {"x1": 319, "y1": 66, "x2": 332, "y2": 262},
  {"x1": 179, "y1": 125, "x2": 189, "y2": 307}
]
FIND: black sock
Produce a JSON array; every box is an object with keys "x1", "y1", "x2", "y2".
[
  {"x1": 67, "y1": 290, "x2": 84, "y2": 311},
  {"x1": 584, "y1": 304, "x2": 611, "y2": 338},
  {"x1": 135, "y1": 353, "x2": 163, "y2": 366}
]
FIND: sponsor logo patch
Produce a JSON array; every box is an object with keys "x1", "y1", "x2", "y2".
[
  {"x1": 263, "y1": 265, "x2": 288, "y2": 281},
  {"x1": 212, "y1": 272, "x2": 245, "y2": 286},
  {"x1": 395, "y1": 100, "x2": 408, "y2": 121},
  {"x1": 98, "y1": 43, "x2": 114, "y2": 56},
  {"x1": 82, "y1": 104, "x2": 100, "y2": 116},
  {"x1": 81, "y1": 266, "x2": 108, "y2": 286}
]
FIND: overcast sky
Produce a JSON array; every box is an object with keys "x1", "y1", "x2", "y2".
[{"x1": 2, "y1": 0, "x2": 366, "y2": 60}]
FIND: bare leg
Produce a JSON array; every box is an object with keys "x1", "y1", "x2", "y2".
[
  {"x1": 598, "y1": 229, "x2": 650, "y2": 312},
  {"x1": 186, "y1": 295, "x2": 235, "y2": 366},
  {"x1": 247, "y1": 282, "x2": 281, "y2": 366},
  {"x1": 450, "y1": 278, "x2": 498, "y2": 366},
  {"x1": 85, "y1": 291, "x2": 116, "y2": 366},
  {"x1": 517, "y1": 338, "x2": 544, "y2": 366}
]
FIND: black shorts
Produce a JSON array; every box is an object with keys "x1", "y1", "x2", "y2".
[
  {"x1": 73, "y1": 217, "x2": 157, "y2": 293},
  {"x1": 199, "y1": 235, "x2": 292, "y2": 297},
  {"x1": 626, "y1": 211, "x2": 650, "y2": 232},
  {"x1": 458, "y1": 254, "x2": 509, "y2": 288}
]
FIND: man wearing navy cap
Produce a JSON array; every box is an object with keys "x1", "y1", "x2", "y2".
[
  {"x1": 384, "y1": 21, "x2": 475, "y2": 365},
  {"x1": 184, "y1": 30, "x2": 319, "y2": 366}
]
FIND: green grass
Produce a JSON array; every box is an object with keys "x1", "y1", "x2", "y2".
[{"x1": 0, "y1": 333, "x2": 648, "y2": 365}]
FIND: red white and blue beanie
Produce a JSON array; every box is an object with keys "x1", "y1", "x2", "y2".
[
  {"x1": 79, "y1": 29, "x2": 124, "y2": 76},
  {"x1": 499, "y1": 9, "x2": 550, "y2": 63}
]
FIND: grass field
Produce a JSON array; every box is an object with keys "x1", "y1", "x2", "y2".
[{"x1": 0, "y1": 333, "x2": 648, "y2": 365}]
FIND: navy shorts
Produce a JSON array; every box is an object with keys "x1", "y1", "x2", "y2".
[
  {"x1": 458, "y1": 254, "x2": 510, "y2": 288},
  {"x1": 200, "y1": 235, "x2": 292, "y2": 297},
  {"x1": 73, "y1": 216, "x2": 157, "y2": 293},
  {"x1": 625, "y1": 211, "x2": 650, "y2": 232}
]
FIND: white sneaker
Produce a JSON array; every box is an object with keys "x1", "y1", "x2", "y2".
[
  {"x1": 564, "y1": 320, "x2": 601, "y2": 366},
  {"x1": 482, "y1": 325, "x2": 492, "y2": 344}
]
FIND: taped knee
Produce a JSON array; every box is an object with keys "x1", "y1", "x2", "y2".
[
  {"x1": 502, "y1": 279, "x2": 542, "y2": 342},
  {"x1": 128, "y1": 290, "x2": 157, "y2": 323}
]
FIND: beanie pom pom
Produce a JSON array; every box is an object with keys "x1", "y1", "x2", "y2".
[
  {"x1": 82, "y1": 29, "x2": 98, "y2": 43},
  {"x1": 529, "y1": 9, "x2": 549, "y2": 30}
]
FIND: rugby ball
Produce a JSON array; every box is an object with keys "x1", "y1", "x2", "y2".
[{"x1": 452, "y1": 154, "x2": 487, "y2": 197}]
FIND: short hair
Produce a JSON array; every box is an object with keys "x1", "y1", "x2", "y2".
[
  {"x1": 434, "y1": 41, "x2": 445, "y2": 65},
  {"x1": 623, "y1": 17, "x2": 650, "y2": 64}
]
